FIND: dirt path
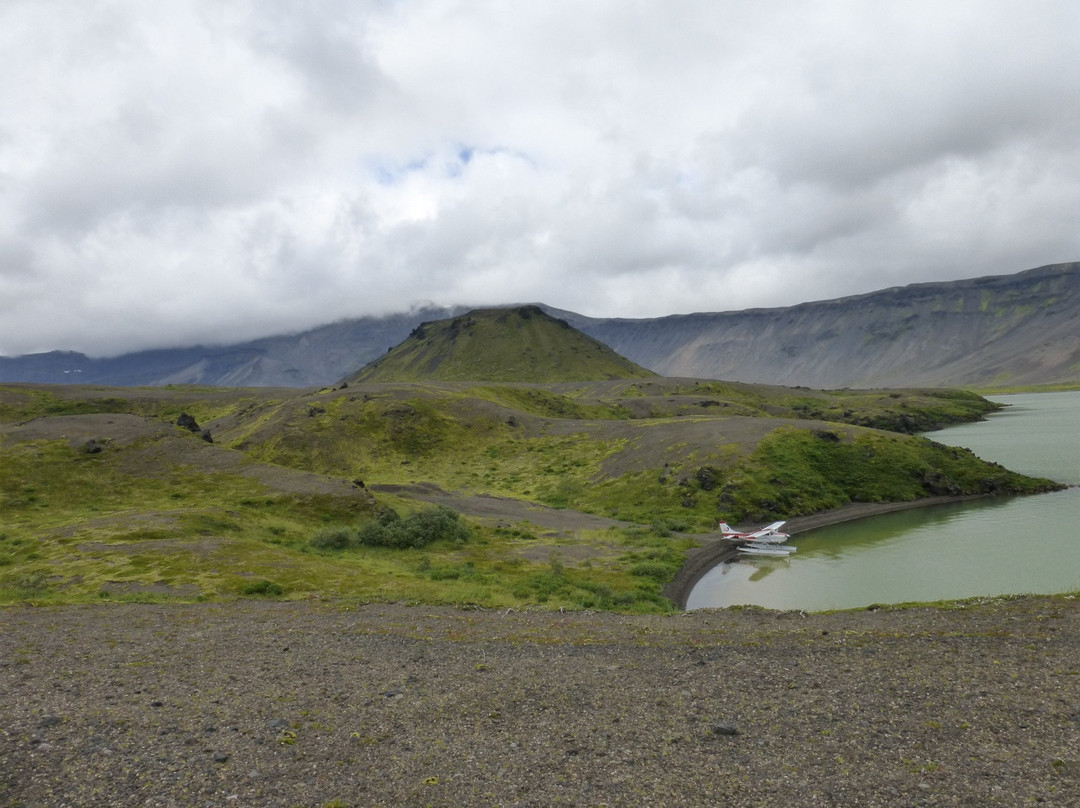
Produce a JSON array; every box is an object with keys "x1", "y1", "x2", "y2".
[{"x1": 368, "y1": 482, "x2": 635, "y2": 535}]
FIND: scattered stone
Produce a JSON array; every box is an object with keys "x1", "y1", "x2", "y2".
[
  {"x1": 266, "y1": 718, "x2": 290, "y2": 730},
  {"x1": 82, "y1": 439, "x2": 103, "y2": 454},
  {"x1": 39, "y1": 715, "x2": 63, "y2": 728},
  {"x1": 695, "y1": 466, "x2": 717, "y2": 490},
  {"x1": 711, "y1": 723, "x2": 739, "y2": 737},
  {"x1": 150, "y1": 700, "x2": 164, "y2": 708},
  {"x1": 213, "y1": 752, "x2": 229, "y2": 763}
]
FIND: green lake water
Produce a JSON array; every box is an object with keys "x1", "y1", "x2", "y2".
[{"x1": 686, "y1": 391, "x2": 1080, "y2": 611}]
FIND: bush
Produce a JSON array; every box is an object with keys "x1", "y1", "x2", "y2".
[
  {"x1": 241, "y1": 579, "x2": 285, "y2": 597},
  {"x1": 356, "y1": 506, "x2": 473, "y2": 549},
  {"x1": 310, "y1": 526, "x2": 355, "y2": 550},
  {"x1": 375, "y1": 508, "x2": 402, "y2": 527},
  {"x1": 404, "y1": 506, "x2": 473, "y2": 546}
]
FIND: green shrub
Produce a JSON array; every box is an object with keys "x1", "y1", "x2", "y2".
[
  {"x1": 310, "y1": 526, "x2": 355, "y2": 550},
  {"x1": 355, "y1": 505, "x2": 473, "y2": 549},
  {"x1": 356, "y1": 519, "x2": 395, "y2": 547},
  {"x1": 405, "y1": 506, "x2": 473, "y2": 546},
  {"x1": 375, "y1": 509, "x2": 402, "y2": 527},
  {"x1": 241, "y1": 579, "x2": 285, "y2": 597}
]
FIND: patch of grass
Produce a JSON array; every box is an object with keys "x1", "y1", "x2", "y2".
[
  {"x1": 0, "y1": 384, "x2": 267, "y2": 425},
  {"x1": 469, "y1": 385, "x2": 632, "y2": 420},
  {"x1": 715, "y1": 427, "x2": 1063, "y2": 523}
]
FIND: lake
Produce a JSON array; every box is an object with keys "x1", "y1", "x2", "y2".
[{"x1": 686, "y1": 391, "x2": 1080, "y2": 611}]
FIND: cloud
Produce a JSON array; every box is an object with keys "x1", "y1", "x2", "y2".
[{"x1": 2, "y1": 0, "x2": 1080, "y2": 356}]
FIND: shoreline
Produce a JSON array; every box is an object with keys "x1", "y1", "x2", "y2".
[{"x1": 662, "y1": 493, "x2": 994, "y2": 609}]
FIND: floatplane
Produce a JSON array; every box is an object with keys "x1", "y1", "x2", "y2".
[{"x1": 718, "y1": 521, "x2": 797, "y2": 556}]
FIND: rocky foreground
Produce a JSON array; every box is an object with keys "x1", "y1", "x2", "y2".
[{"x1": 3, "y1": 597, "x2": 1079, "y2": 807}]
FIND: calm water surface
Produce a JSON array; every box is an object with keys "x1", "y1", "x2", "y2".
[{"x1": 687, "y1": 391, "x2": 1080, "y2": 611}]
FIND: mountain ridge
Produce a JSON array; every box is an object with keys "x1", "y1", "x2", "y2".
[
  {"x1": 558, "y1": 262, "x2": 1080, "y2": 388},
  {"x1": 2, "y1": 262, "x2": 1078, "y2": 389}
]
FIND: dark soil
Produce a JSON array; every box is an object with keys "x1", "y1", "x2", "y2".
[{"x1": 3, "y1": 597, "x2": 1079, "y2": 807}]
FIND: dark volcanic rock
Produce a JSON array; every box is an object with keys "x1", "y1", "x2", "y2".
[{"x1": 176, "y1": 413, "x2": 200, "y2": 433}]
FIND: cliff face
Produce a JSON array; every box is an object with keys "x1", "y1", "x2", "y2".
[
  {"x1": 565, "y1": 263, "x2": 1080, "y2": 388},
  {"x1": 2, "y1": 264, "x2": 1078, "y2": 389}
]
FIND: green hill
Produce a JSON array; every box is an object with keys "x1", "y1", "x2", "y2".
[{"x1": 345, "y1": 306, "x2": 657, "y2": 383}]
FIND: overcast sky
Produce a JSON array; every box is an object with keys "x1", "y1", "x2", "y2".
[{"x1": 3, "y1": 1, "x2": 1080, "y2": 357}]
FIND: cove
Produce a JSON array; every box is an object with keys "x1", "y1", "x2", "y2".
[{"x1": 686, "y1": 391, "x2": 1080, "y2": 611}]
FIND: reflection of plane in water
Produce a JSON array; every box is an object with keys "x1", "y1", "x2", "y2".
[
  {"x1": 718, "y1": 520, "x2": 796, "y2": 556},
  {"x1": 743, "y1": 556, "x2": 790, "y2": 582},
  {"x1": 719, "y1": 554, "x2": 790, "y2": 582}
]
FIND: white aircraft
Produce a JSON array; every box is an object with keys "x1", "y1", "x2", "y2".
[{"x1": 717, "y1": 520, "x2": 791, "y2": 544}]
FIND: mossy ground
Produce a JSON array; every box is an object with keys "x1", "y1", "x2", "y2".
[{"x1": 0, "y1": 380, "x2": 1062, "y2": 611}]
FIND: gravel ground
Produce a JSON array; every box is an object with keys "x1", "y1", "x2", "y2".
[{"x1": 3, "y1": 597, "x2": 1080, "y2": 807}]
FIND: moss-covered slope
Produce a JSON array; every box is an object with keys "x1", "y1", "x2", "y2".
[{"x1": 346, "y1": 306, "x2": 657, "y2": 383}]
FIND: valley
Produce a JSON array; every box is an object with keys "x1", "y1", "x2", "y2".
[{"x1": 3, "y1": 305, "x2": 1077, "y2": 808}]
